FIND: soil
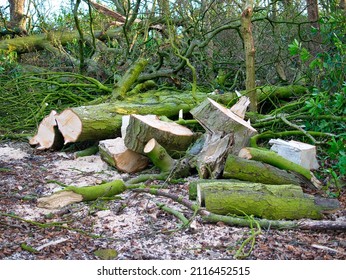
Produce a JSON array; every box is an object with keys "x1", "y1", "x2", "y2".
[{"x1": 0, "y1": 141, "x2": 345, "y2": 260}]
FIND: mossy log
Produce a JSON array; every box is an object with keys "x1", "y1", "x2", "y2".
[
  {"x1": 133, "y1": 187, "x2": 346, "y2": 230},
  {"x1": 196, "y1": 182, "x2": 340, "y2": 220},
  {"x1": 124, "y1": 114, "x2": 195, "y2": 155},
  {"x1": 223, "y1": 154, "x2": 305, "y2": 186},
  {"x1": 0, "y1": 29, "x2": 121, "y2": 54},
  {"x1": 37, "y1": 180, "x2": 126, "y2": 209},
  {"x1": 188, "y1": 179, "x2": 243, "y2": 200},
  {"x1": 238, "y1": 147, "x2": 312, "y2": 180},
  {"x1": 99, "y1": 138, "x2": 149, "y2": 173}
]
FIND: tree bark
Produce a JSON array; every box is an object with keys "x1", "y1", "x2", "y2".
[
  {"x1": 241, "y1": 2, "x2": 256, "y2": 112},
  {"x1": 196, "y1": 181, "x2": 339, "y2": 220},
  {"x1": 306, "y1": 0, "x2": 321, "y2": 55},
  {"x1": 4, "y1": 0, "x2": 27, "y2": 36},
  {"x1": 238, "y1": 147, "x2": 312, "y2": 180},
  {"x1": 223, "y1": 154, "x2": 306, "y2": 186}
]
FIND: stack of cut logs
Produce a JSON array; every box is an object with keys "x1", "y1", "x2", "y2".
[{"x1": 31, "y1": 96, "x2": 339, "y2": 220}]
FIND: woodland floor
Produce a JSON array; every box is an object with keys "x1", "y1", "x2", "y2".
[{"x1": 0, "y1": 141, "x2": 345, "y2": 260}]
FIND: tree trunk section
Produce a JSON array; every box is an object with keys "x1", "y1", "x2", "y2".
[
  {"x1": 238, "y1": 147, "x2": 312, "y2": 180},
  {"x1": 197, "y1": 182, "x2": 340, "y2": 220},
  {"x1": 124, "y1": 114, "x2": 195, "y2": 155},
  {"x1": 55, "y1": 105, "x2": 122, "y2": 144},
  {"x1": 144, "y1": 138, "x2": 176, "y2": 172},
  {"x1": 223, "y1": 154, "x2": 305, "y2": 186},
  {"x1": 29, "y1": 110, "x2": 63, "y2": 150},
  {"x1": 191, "y1": 98, "x2": 257, "y2": 154},
  {"x1": 99, "y1": 138, "x2": 149, "y2": 173}
]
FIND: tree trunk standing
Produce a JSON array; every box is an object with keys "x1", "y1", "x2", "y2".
[
  {"x1": 306, "y1": 0, "x2": 322, "y2": 55},
  {"x1": 241, "y1": 2, "x2": 257, "y2": 112},
  {"x1": 7, "y1": 0, "x2": 27, "y2": 35}
]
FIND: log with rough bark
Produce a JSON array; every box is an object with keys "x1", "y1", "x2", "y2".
[
  {"x1": 124, "y1": 114, "x2": 195, "y2": 155},
  {"x1": 37, "y1": 180, "x2": 126, "y2": 209},
  {"x1": 223, "y1": 154, "x2": 312, "y2": 186},
  {"x1": 196, "y1": 181, "x2": 340, "y2": 220},
  {"x1": 99, "y1": 138, "x2": 149, "y2": 173}
]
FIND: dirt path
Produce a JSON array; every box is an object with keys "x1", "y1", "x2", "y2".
[{"x1": 0, "y1": 141, "x2": 345, "y2": 260}]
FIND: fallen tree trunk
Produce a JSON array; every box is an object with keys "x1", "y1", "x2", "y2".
[
  {"x1": 30, "y1": 86, "x2": 308, "y2": 150},
  {"x1": 196, "y1": 181, "x2": 339, "y2": 220},
  {"x1": 223, "y1": 154, "x2": 310, "y2": 186},
  {"x1": 132, "y1": 188, "x2": 346, "y2": 231},
  {"x1": 0, "y1": 29, "x2": 121, "y2": 54}
]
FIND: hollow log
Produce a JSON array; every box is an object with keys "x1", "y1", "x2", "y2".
[
  {"x1": 196, "y1": 181, "x2": 340, "y2": 220},
  {"x1": 99, "y1": 138, "x2": 149, "y2": 173}
]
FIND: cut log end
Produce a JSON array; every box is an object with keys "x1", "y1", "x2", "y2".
[
  {"x1": 99, "y1": 138, "x2": 149, "y2": 173},
  {"x1": 132, "y1": 114, "x2": 194, "y2": 136},
  {"x1": 29, "y1": 110, "x2": 63, "y2": 150},
  {"x1": 55, "y1": 109, "x2": 83, "y2": 144},
  {"x1": 143, "y1": 138, "x2": 156, "y2": 154}
]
